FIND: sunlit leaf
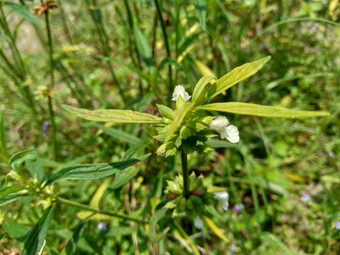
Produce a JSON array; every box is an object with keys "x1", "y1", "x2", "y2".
[
  {"x1": 199, "y1": 102, "x2": 329, "y2": 118},
  {"x1": 209, "y1": 56, "x2": 271, "y2": 98},
  {"x1": 62, "y1": 105, "x2": 161, "y2": 124},
  {"x1": 192, "y1": 75, "x2": 216, "y2": 105}
]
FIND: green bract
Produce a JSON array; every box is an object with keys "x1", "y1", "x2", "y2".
[
  {"x1": 63, "y1": 56, "x2": 329, "y2": 157},
  {"x1": 164, "y1": 173, "x2": 214, "y2": 215}
]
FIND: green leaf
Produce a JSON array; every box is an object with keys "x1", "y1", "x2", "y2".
[
  {"x1": 191, "y1": 0, "x2": 207, "y2": 30},
  {"x1": 133, "y1": 24, "x2": 153, "y2": 67},
  {"x1": 45, "y1": 154, "x2": 150, "y2": 185},
  {"x1": 3, "y1": 221, "x2": 30, "y2": 242},
  {"x1": 4, "y1": 2, "x2": 42, "y2": 27},
  {"x1": 20, "y1": 206, "x2": 54, "y2": 255},
  {"x1": 149, "y1": 208, "x2": 170, "y2": 243},
  {"x1": 25, "y1": 150, "x2": 45, "y2": 182},
  {"x1": 65, "y1": 220, "x2": 87, "y2": 255},
  {"x1": 91, "y1": 123, "x2": 141, "y2": 145},
  {"x1": 62, "y1": 105, "x2": 161, "y2": 124},
  {"x1": 157, "y1": 104, "x2": 175, "y2": 120},
  {"x1": 0, "y1": 186, "x2": 26, "y2": 199},
  {"x1": 165, "y1": 102, "x2": 195, "y2": 143},
  {"x1": 198, "y1": 102, "x2": 330, "y2": 118},
  {"x1": 192, "y1": 75, "x2": 216, "y2": 105},
  {"x1": 209, "y1": 56, "x2": 271, "y2": 98},
  {"x1": 110, "y1": 163, "x2": 142, "y2": 190},
  {"x1": 0, "y1": 111, "x2": 9, "y2": 161},
  {"x1": 0, "y1": 193, "x2": 27, "y2": 207}
]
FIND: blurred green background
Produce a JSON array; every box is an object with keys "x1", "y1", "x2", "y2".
[{"x1": 0, "y1": 0, "x2": 339, "y2": 254}]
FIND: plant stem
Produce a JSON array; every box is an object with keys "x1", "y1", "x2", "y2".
[
  {"x1": 44, "y1": 7, "x2": 57, "y2": 160},
  {"x1": 85, "y1": 0, "x2": 126, "y2": 103},
  {"x1": 55, "y1": 196, "x2": 147, "y2": 224},
  {"x1": 154, "y1": 0, "x2": 173, "y2": 101},
  {"x1": 181, "y1": 149, "x2": 190, "y2": 198}
]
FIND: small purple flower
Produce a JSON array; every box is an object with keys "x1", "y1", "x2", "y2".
[
  {"x1": 223, "y1": 35, "x2": 230, "y2": 41},
  {"x1": 335, "y1": 221, "x2": 340, "y2": 230},
  {"x1": 29, "y1": 226, "x2": 34, "y2": 231},
  {"x1": 233, "y1": 203, "x2": 243, "y2": 212},
  {"x1": 64, "y1": 150, "x2": 70, "y2": 156},
  {"x1": 274, "y1": 28, "x2": 279, "y2": 34},
  {"x1": 329, "y1": 151, "x2": 335, "y2": 157},
  {"x1": 132, "y1": 72, "x2": 138, "y2": 78},
  {"x1": 301, "y1": 193, "x2": 310, "y2": 202},
  {"x1": 13, "y1": 137, "x2": 19, "y2": 142},
  {"x1": 42, "y1": 120, "x2": 49, "y2": 132},
  {"x1": 260, "y1": 43, "x2": 266, "y2": 50},
  {"x1": 97, "y1": 222, "x2": 107, "y2": 231},
  {"x1": 230, "y1": 244, "x2": 237, "y2": 252}
]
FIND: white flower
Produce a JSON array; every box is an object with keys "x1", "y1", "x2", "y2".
[
  {"x1": 214, "y1": 191, "x2": 229, "y2": 211},
  {"x1": 172, "y1": 85, "x2": 191, "y2": 101},
  {"x1": 194, "y1": 216, "x2": 204, "y2": 229},
  {"x1": 209, "y1": 116, "x2": 229, "y2": 130},
  {"x1": 210, "y1": 116, "x2": 239, "y2": 143}
]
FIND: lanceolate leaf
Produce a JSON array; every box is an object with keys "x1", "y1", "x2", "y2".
[
  {"x1": 192, "y1": 75, "x2": 216, "y2": 105},
  {"x1": 191, "y1": 0, "x2": 207, "y2": 30},
  {"x1": 20, "y1": 206, "x2": 54, "y2": 255},
  {"x1": 0, "y1": 186, "x2": 26, "y2": 199},
  {"x1": 62, "y1": 105, "x2": 161, "y2": 124},
  {"x1": 199, "y1": 102, "x2": 329, "y2": 118},
  {"x1": 45, "y1": 154, "x2": 150, "y2": 185},
  {"x1": 0, "y1": 193, "x2": 27, "y2": 207},
  {"x1": 209, "y1": 56, "x2": 271, "y2": 98},
  {"x1": 133, "y1": 24, "x2": 153, "y2": 67}
]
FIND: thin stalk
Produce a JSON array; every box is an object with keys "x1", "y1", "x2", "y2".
[
  {"x1": 154, "y1": 0, "x2": 172, "y2": 100},
  {"x1": 58, "y1": 0, "x2": 73, "y2": 45},
  {"x1": 85, "y1": 0, "x2": 126, "y2": 102},
  {"x1": 122, "y1": 0, "x2": 143, "y2": 96},
  {"x1": 44, "y1": 7, "x2": 57, "y2": 160},
  {"x1": 56, "y1": 196, "x2": 147, "y2": 224},
  {"x1": 181, "y1": 149, "x2": 190, "y2": 198}
]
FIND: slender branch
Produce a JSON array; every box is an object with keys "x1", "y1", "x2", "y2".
[
  {"x1": 181, "y1": 149, "x2": 190, "y2": 198},
  {"x1": 154, "y1": 0, "x2": 173, "y2": 101},
  {"x1": 55, "y1": 196, "x2": 147, "y2": 224},
  {"x1": 44, "y1": 7, "x2": 57, "y2": 160}
]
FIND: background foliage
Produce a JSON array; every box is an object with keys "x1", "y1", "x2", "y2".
[{"x1": 0, "y1": 0, "x2": 339, "y2": 254}]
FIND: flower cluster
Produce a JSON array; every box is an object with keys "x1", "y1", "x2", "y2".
[{"x1": 155, "y1": 85, "x2": 239, "y2": 157}]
